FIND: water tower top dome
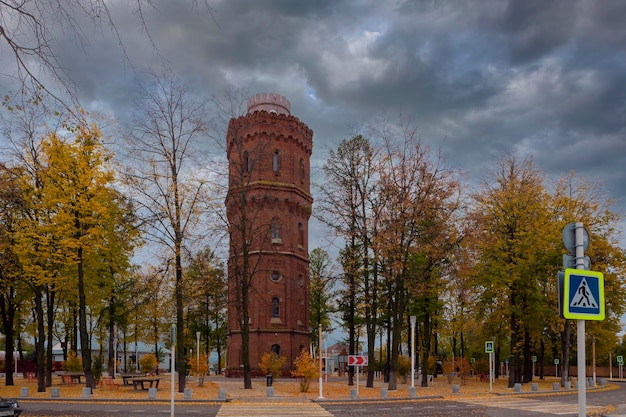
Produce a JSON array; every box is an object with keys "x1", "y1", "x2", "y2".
[{"x1": 247, "y1": 92, "x2": 291, "y2": 115}]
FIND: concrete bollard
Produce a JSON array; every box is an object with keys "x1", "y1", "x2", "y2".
[
  {"x1": 564, "y1": 381, "x2": 571, "y2": 389},
  {"x1": 184, "y1": 388, "x2": 192, "y2": 399},
  {"x1": 51, "y1": 387, "x2": 60, "y2": 398},
  {"x1": 266, "y1": 387, "x2": 274, "y2": 397},
  {"x1": 552, "y1": 382, "x2": 560, "y2": 390},
  {"x1": 380, "y1": 388, "x2": 387, "y2": 398},
  {"x1": 148, "y1": 387, "x2": 157, "y2": 399},
  {"x1": 81, "y1": 388, "x2": 91, "y2": 398},
  {"x1": 350, "y1": 388, "x2": 357, "y2": 399},
  {"x1": 599, "y1": 378, "x2": 606, "y2": 386},
  {"x1": 452, "y1": 384, "x2": 460, "y2": 393},
  {"x1": 574, "y1": 381, "x2": 579, "y2": 389},
  {"x1": 20, "y1": 387, "x2": 29, "y2": 397},
  {"x1": 409, "y1": 387, "x2": 416, "y2": 398},
  {"x1": 218, "y1": 388, "x2": 226, "y2": 400},
  {"x1": 531, "y1": 383, "x2": 538, "y2": 391}
]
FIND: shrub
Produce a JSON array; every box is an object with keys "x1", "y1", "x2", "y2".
[
  {"x1": 258, "y1": 352, "x2": 286, "y2": 379},
  {"x1": 397, "y1": 355, "x2": 410, "y2": 383},
  {"x1": 187, "y1": 353, "x2": 211, "y2": 386},
  {"x1": 63, "y1": 351, "x2": 83, "y2": 372},
  {"x1": 291, "y1": 350, "x2": 318, "y2": 392},
  {"x1": 139, "y1": 354, "x2": 158, "y2": 374},
  {"x1": 93, "y1": 355, "x2": 104, "y2": 382}
]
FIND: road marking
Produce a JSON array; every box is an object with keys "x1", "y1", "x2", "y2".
[
  {"x1": 456, "y1": 396, "x2": 605, "y2": 415},
  {"x1": 217, "y1": 402, "x2": 334, "y2": 417}
]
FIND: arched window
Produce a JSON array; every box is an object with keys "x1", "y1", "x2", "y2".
[
  {"x1": 299, "y1": 158, "x2": 305, "y2": 178},
  {"x1": 244, "y1": 151, "x2": 251, "y2": 173},
  {"x1": 271, "y1": 344, "x2": 281, "y2": 355},
  {"x1": 271, "y1": 297, "x2": 280, "y2": 318},
  {"x1": 271, "y1": 219, "x2": 281, "y2": 243},
  {"x1": 273, "y1": 151, "x2": 280, "y2": 173},
  {"x1": 298, "y1": 222, "x2": 304, "y2": 247}
]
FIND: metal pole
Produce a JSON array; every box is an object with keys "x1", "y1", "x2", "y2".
[
  {"x1": 575, "y1": 222, "x2": 586, "y2": 417},
  {"x1": 196, "y1": 331, "x2": 200, "y2": 382},
  {"x1": 410, "y1": 316, "x2": 416, "y2": 389},
  {"x1": 318, "y1": 323, "x2": 323, "y2": 398},
  {"x1": 170, "y1": 325, "x2": 176, "y2": 417}
]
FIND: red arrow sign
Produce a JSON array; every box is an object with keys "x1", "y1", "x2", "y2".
[{"x1": 348, "y1": 355, "x2": 368, "y2": 366}]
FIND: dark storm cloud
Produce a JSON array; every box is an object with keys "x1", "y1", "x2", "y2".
[{"x1": 2, "y1": 0, "x2": 625, "y2": 242}]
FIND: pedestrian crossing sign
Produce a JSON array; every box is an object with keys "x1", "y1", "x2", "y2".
[{"x1": 562, "y1": 268, "x2": 605, "y2": 320}]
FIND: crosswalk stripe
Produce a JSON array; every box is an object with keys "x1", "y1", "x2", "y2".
[
  {"x1": 217, "y1": 402, "x2": 334, "y2": 417},
  {"x1": 455, "y1": 396, "x2": 605, "y2": 415}
]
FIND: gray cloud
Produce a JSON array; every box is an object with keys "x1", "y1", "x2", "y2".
[{"x1": 2, "y1": 0, "x2": 625, "y2": 247}]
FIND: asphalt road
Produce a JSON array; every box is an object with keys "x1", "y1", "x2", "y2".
[{"x1": 17, "y1": 383, "x2": 626, "y2": 417}]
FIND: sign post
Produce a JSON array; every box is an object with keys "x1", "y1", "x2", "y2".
[
  {"x1": 561, "y1": 222, "x2": 605, "y2": 417},
  {"x1": 618, "y1": 356, "x2": 623, "y2": 380},
  {"x1": 485, "y1": 341, "x2": 494, "y2": 393},
  {"x1": 348, "y1": 355, "x2": 368, "y2": 396},
  {"x1": 554, "y1": 359, "x2": 560, "y2": 378}
]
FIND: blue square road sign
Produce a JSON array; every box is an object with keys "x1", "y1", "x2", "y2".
[{"x1": 562, "y1": 269, "x2": 605, "y2": 320}]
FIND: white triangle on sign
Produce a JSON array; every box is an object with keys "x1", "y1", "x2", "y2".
[{"x1": 570, "y1": 277, "x2": 598, "y2": 309}]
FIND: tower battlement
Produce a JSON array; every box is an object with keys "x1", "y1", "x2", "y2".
[{"x1": 247, "y1": 92, "x2": 291, "y2": 115}]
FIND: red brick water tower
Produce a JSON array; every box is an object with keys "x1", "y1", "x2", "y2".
[{"x1": 225, "y1": 93, "x2": 313, "y2": 376}]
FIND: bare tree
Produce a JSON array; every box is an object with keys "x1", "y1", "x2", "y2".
[
  {"x1": 123, "y1": 73, "x2": 211, "y2": 392},
  {"x1": 0, "y1": 0, "x2": 213, "y2": 111}
]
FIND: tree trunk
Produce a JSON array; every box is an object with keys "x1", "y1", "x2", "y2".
[
  {"x1": 34, "y1": 287, "x2": 46, "y2": 392},
  {"x1": 45, "y1": 288, "x2": 55, "y2": 387},
  {"x1": 176, "y1": 249, "x2": 186, "y2": 393},
  {"x1": 421, "y1": 312, "x2": 431, "y2": 387},
  {"x1": 0, "y1": 285, "x2": 16, "y2": 386},
  {"x1": 108, "y1": 298, "x2": 116, "y2": 377},
  {"x1": 77, "y1": 245, "x2": 95, "y2": 390},
  {"x1": 561, "y1": 319, "x2": 572, "y2": 386}
]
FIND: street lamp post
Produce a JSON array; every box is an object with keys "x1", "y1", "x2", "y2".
[
  {"x1": 196, "y1": 331, "x2": 200, "y2": 381},
  {"x1": 410, "y1": 316, "x2": 416, "y2": 389}
]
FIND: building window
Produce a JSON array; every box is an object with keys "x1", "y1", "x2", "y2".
[
  {"x1": 299, "y1": 158, "x2": 305, "y2": 178},
  {"x1": 244, "y1": 151, "x2": 251, "y2": 173},
  {"x1": 271, "y1": 220, "x2": 281, "y2": 243},
  {"x1": 270, "y1": 271, "x2": 281, "y2": 282},
  {"x1": 298, "y1": 222, "x2": 304, "y2": 247},
  {"x1": 273, "y1": 151, "x2": 280, "y2": 173},
  {"x1": 271, "y1": 344, "x2": 281, "y2": 355},
  {"x1": 271, "y1": 297, "x2": 280, "y2": 318}
]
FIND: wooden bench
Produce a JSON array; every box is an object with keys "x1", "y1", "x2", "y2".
[
  {"x1": 121, "y1": 373, "x2": 146, "y2": 385},
  {"x1": 131, "y1": 377, "x2": 161, "y2": 391}
]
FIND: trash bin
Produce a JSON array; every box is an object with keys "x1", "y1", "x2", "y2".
[{"x1": 266, "y1": 375, "x2": 273, "y2": 387}]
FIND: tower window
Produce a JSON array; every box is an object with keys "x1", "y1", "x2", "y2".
[
  {"x1": 244, "y1": 151, "x2": 251, "y2": 173},
  {"x1": 271, "y1": 220, "x2": 282, "y2": 243},
  {"x1": 271, "y1": 297, "x2": 280, "y2": 318},
  {"x1": 299, "y1": 158, "x2": 305, "y2": 178},
  {"x1": 271, "y1": 344, "x2": 280, "y2": 355},
  {"x1": 298, "y1": 223, "x2": 304, "y2": 247},
  {"x1": 270, "y1": 271, "x2": 281, "y2": 282},
  {"x1": 273, "y1": 151, "x2": 280, "y2": 173}
]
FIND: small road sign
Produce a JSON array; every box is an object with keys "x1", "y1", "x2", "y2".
[
  {"x1": 618, "y1": 356, "x2": 623, "y2": 364},
  {"x1": 485, "y1": 341, "x2": 494, "y2": 353},
  {"x1": 562, "y1": 268, "x2": 605, "y2": 320},
  {"x1": 348, "y1": 355, "x2": 368, "y2": 366}
]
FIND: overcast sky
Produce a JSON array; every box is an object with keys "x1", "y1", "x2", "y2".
[{"x1": 2, "y1": 0, "x2": 625, "y2": 252}]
